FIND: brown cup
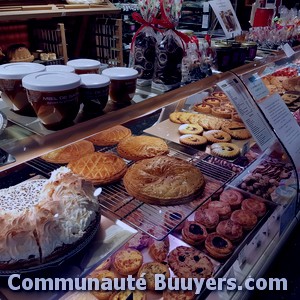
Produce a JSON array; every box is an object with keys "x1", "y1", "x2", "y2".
[{"x1": 67, "y1": 59, "x2": 101, "y2": 75}]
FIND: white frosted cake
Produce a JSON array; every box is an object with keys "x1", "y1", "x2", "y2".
[{"x1": 0, "y1": 167, "x2": 100, "y2": 270}]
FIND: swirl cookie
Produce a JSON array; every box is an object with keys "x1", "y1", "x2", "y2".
[
  {"x1": 231, "y1": 209, "x2": 258, "y2": 231},
  {"x1": 178, "y1": 123, "x2": 204, "y2": 135},
  {"x1": 221, "y1": 121, "x2": 251, "y2": 139},
  {"x1": 216, "y1": 219, "x2": 243, "y2": 242},
  {"x1": 179, "y1": 134, "x2": 207, "y2": 148},
  {"x1": 241, "y1": 198, "x2": 266, "y2": 217},
  {"x1": 219, "y1": 189, "x2": 244, "y2": 210},
  {"x1": 203, "y1": 130, "x2": 231, "y2": 143},
  {"x1": 181, "y1": 221, "x2": 208, "y2": 246},
  {"x1": 205, "y1": 233, "x2": 234, "y2": 259},
  {"x1": 210, "y1": 142, "x2": 240, "y2": 159},
  {"x1": 193, "y1": 103, "x2": 212, "y2": 114},
  {"x1": 208, "y1": 201, "x2": 231, "y2": 220},
  {"x1": 113, "y1": 248, "x2": 143, "y2": 275},
  {"x1": 167, "y1": 246, "x2": 214, "y2": 279}
]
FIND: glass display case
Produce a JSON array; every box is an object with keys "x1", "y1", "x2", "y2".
[{"x1": 0, "y1": 47, "x2": 299, "y2": 300}]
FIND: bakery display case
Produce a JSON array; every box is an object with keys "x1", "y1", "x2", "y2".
[{"x1": 0, "y1": 47, "x2": 299, "y2": 300}]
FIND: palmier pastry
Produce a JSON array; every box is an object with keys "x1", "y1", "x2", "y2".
[
  {"x1": 194, "y1": 208, "x2": 219, "y2": 231},
  {"x1": 86, "y1": 125, "x2": 131, "y2": 146},
  {"x1": 67, "y1": 152, "x2": 127, "y2": 185},
  {"x1": 193, "y1": 103, "x2": 212, "y2": 114},
  {"x1": 181, "y1": 221, "x2": 208, "y2": 246},
  {"x1": 113, "y1": 248, "x2": 143, "y2": 275},
  {"x1": 117, "y1": 136, "x2": 169, "y2": 161},
  {"x1": 216, "y1": 219, "x2": 243, "y2": 242},
  {"x1": 203, "y1": 97, "x2": 221, "y2": 107},
  {"x1": 203, "y1": 130, "x2": 231, "y2": 143},
  {"x1": 222, "y1": 121, "x2": 251, "y2": 139},
  {"x1": 211, "y1": 107, "x2": 232, "y2": 119},
  {"x1": 231, "y1": 209, "x2": 258, "y2": 231},
  {"x1": 179, "y1": 134, "x2": 207, "y2": 148},
  {"x1": 219, "y1": 189, "x2": 244, "y2": 210},
  {"x1": 208, "y1": 201, "x2": 231, "y2": 220},
  {"x1": 41, "y1": 140, "x2": 94, "y2": 164},
  {"x1": 210, "y1": 142, "x2": 240, "y2": 159},
  {"x1": 205, "y1": 233, "x2": 234, "y2": 259},
  {"x1": 123, "y1": 156, "x2": 205, "y2": 205},
  {"x1": 211, "y1": 91, "x2": 229, "y2": 101},
  {"x1": 178, "y1": 123, "x2": 204, "y2": 135},
  {"x1": 241, "y1": 198, "x2": 267, "y2": 217}
]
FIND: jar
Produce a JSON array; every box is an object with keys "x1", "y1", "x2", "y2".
[
  {"x1": 230, "y1": 42, "x2": 241, "y2": 68},
  {"x1": 242, "y1": 42, "x2": 258, "y2": 61},
  {"x1": 67, "y1": 59, "x2": 101, "y2": 74},
  {"x1": 22, "y1": 72, "x2": 81, "y2": 130},
  {"x1": 102, "y1": 67, "x2": 138, "y2": 104},
  {"x1": 45, "y1": 65, "x2": 75, "y2": 73},
  {"x1": 0, "y1": 62, "x2": 46, "y2": 116},
  {"x1": 214, "y1": 44, "x2": 232, "y2": 72},
  {"x1": 79, "y1": 74, "x2": 110, "y2": 114}
]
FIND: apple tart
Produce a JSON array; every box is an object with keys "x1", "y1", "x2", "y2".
[
  {"x1": 68, "y1": 152, "x2": 127, "y2": 185},
  {"x1": 123, "y1": 156, "x2": 205, "y2": 205},
  {"x1": 117, "y1": 136, "x2": 169, "y2": 161}
]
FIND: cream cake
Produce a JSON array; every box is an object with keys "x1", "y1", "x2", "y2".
[{"x1": 0, "y1": 167, "x2": 100, "y2": 270}]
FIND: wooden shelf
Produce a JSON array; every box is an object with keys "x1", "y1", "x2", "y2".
[{"x1": 0, "y1": 3, "x2": 120, "y2": 21}]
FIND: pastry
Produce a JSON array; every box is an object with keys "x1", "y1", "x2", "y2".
[
  {"x1": 211, "y1": 107, "x2": 232, "y2": 119},
  {"x1": 148, "y1": 236, "x2": 170, "y2": 262},
  {"x1": 219, "y1": 189, "x2": 244, "y2": 210},
  {"x1": 208, "y1": 201, "x2": 231, "y2": 220},
  {"x1": 203, "y1": 130, "x2": 231, "y2": 143},
  {"x1": 181, "y1": 221, "x2": 208, "y2": 246},
  {"x1": 109, "y1": 290, "x2": 146, "y2": 300},
  {"x1": 193, "y1": 103, "x2": 212, "y2": 114},
  {"x1": 68, "y1": 152, "x2": 127, "y2": 185},
  {"x1": 7, "y1": 44, "x2": 34, "y2": 62},
  {"x1": 188, "y1": 114, "x2": 204, "y2": 124},
  {"x1": 211, "y1": 91, "x2": 229, "y2": 101},
  {"x1": 221, "y1": 121, "x2": 252, "y2": 140},
  {"x1": 0, "y1": 167, "x2": 100, "y2": 270},
  {"x1": 169, "y1": 112, "x2": 190, "y2": 124},
  {"x1": 123, "y1": 156, "x2": 205, "y2": 205},
  {"x1": 194, "y1": 208, "x2": 219, "y2": 231},
  {"x1": 210, "y1": 142, "x2": 240, "y2": 159},
  {"x1": 282, "y1": 77, "x2": 300, "y2": 92},
  {"x1": 282, "y1": 93, "x2": 299, "y2": 104},
  {"x1": 113, "y1": 248, "x2": 143, "y2": 275},
  {"x1": 117, "y1": 136, "x2": 169, "y2": 161},
  {"x1": 41, "y1": 140, "x2": 95, "y2": 164},
  {"x1": 205, "y1": 233, "x2": 234, "y2": 259},
  {"x1": 198, "y1": 116, "x2": 223, "y2": 130},
  {"x1": 178, "y1": 123, "x2": 204, "y2": 135},
  {"x1": 164, "y1": 210, "x2": 186, "y2": 232},
  {"x1": 48, "y1": 52, "x2": 57, "y2": 60},
  {"x1": 124, "y1": 232, "x2": 151, "y2": 251},
  {"x1": 163, "y1": 288, "x2": 195, "y2": 300},
  {"x1": 179, "y1": 112, "x2": 194, "y2": 124},
  {"x1": 167, "y1": 246, "x2": 213, "y2": 279},
  {"x1": 137, "y1": 262, "x2": 170, "y2": 291},
  {"x1": 230, "y1": 209, "x2": 258, "y2": 231},
  {"x1": 221, "y1": 102, "x2": 235, "y2": 110},
  {"x1": 216, "y1": 219, "x2": 243, "y2": 242},
  {"x1": 87, "y1": 125, "x2": 132, "y2": 146},
  {"x1": 203, "y1": 97, "x2": 221, "y2": 107},
  {"x1": 241, "y1": 198, "x2": 267, "y2": 217},
  {"x1": 232, "y1": 112, "x2": 242, "y2": 122},
  {"x1": 179, "y1": 134, "x2": 207, "y2": 148}
]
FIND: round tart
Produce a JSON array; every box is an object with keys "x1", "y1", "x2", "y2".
[
  {"x1": 211, "y1": 107, "x2": 232, "y2": 119},
  {"x1": 208, "y1": 201, "x2": 231, "y2": 220},
  {"x1": 221, "y1": 102, "x2": 235, "y2": 110},
  {"x1": 178, "y1": 123, "x2": 204, "y2": 135},
  {"x1": 109, "y1": 290, "x2": 146, "y2": 300},
  {"x1": 86, "y1": 125, "x2": 131, "y2": 146},
  {"x1": 68, "y1": 152, "x2": 127, "y2": 185},
  {"x1": 113, "y1": 248, "x2": 143, "y2": 275},
  {"x1": 241, "y1": 198, "x2": 267, "y2": 217},
  {"x1": 219, "y1": 189, "x2": 244, "y2": 210},
  {"x1": 148, "y1": 236, "x2": 169, "y2": 262},
  {"x1": 193, "y1": 103, "x2": 212, "y2": 113},
  {"x1": 164, "y1": 210, "x2": 186, "y2": 232},
  {"x1": 117, "y1": 136, "x2": 169, "y2": 161},
  {"x1": 203, "y1": 130, "x2": 231, "y2": 143},
  {"x1": 216, "y1": 219, "x2": 243, "y2": 242},
  {"x1": 230, "y1": 209, "x2": 258, "y2": 231},
  {"x1": 181, "y1": 221, "x2": 208, "y2": 246},
  {"x1": 203, "y1": 97, "x2": 221, "y2": 107},
  {"x1": 194, "y1": 208, "x2": 219, "y2": 231},
  {"x1": 179, "y1": 134, "x2": 207, "y2": 147},
  {"x1": 211, "y1": 91, "x2": 229, "y2": 101},
  {"x1": 210, "y1": 142, "x2": 240, "y2": 159},
  {"x1": 205, "y1": 233, "x2": 234, "y2": 259},
  {"x1": 221, "y1": 121, "x2": 252, "y2": 140},
  {"x1": 41, "y1": 140, "x2": 94, "y2": 164},
  {"x1": 123, "y1": 156, "x2": 205, "y2": 205},
  {"x1": 167, "y1": 246, "x2": 213, "y2": 279}
]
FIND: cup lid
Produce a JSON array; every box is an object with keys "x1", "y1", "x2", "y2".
[
  {"x1": 45, "y1": 65, "x2": 75, "y2": 73},
  {"x1": 22, "y1": 72, "x2": 81, "y2": 92},
  {"x1": 67, "y1": 59, "x2": 101, "y2": 70},
  {"x1": 0, "y1": 63, "x2": 46, "y2": 80},
  {"x1": 80, "y1": 74, "x2": 110, "y2": 88},
  {"x1": 102, "y1": 67, "x2": 138, "y2": 80}
]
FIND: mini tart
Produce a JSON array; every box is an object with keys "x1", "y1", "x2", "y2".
[
  {"x1": 194, "y1": 208, "x2": 219, "y2": 231},
  {"x1": 211, "y1": 107, "x2": 232, "y2": 119},
  {"x1": 178, "y1": 123, "x2": 204, "y2": 135},
  {"x1": 219, "y1": 189, "x2": 244, "y2": 210},
  {"x1": 193, "y1": 103, "x2": 212, "y2": 114},
  {"x1": 181, "y1": 221, "x2": 208, "y2": 246},
  {"x1": 137, "y1": 262, "x2": 170, "y2": 291},
  {"x1": 221, "y1": 121, "x2": 252, "y2": 140},
  {"x1": 203, "y1": 96, "x2": 221, "y2": 107},
  {"x1": 203, "y1": 130, "x2": 231, "y2": 143},
  {"x1": 230, "y1": 209, "x2": 258, "y2": 231},
  {"x1": 109, "y1": 290, "x2": 146, "y2": 300},
  {"x1": 211, "y1": 91, "x2": 229, "y2": 101},
  {"x1": 208, "y1": 201, "x2": 232, "y2": 220},
  {"x1": 205, "y1": 233, "x2": 234, "y2": 259},
  {"x1": 210, "y1": 142, "x2": 240, "y2": 159},
  {"x1": 179, "y1": 134, "x2": 207, "y2": 147},
  {"x1": 241, "y1": 198, "x2": 267, "y2": 218},
  {"x1": 113, "y1": 248, "x2": 143, "y2": 275},
  {"x1": 164, "y1": 210, "x2": 186, "y2": 232},
  {"x1": 216, "y1": 219, "x2": 243, "y2": 242},
  {"x1": 221, "y1": 102, "x2": 235, "y2": 110}
]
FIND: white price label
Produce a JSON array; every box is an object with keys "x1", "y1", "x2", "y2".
[
  {"x1": 282, "y1": 43, "x2": 295, "y2": 58},
  {"x1": 244, "y1": 73, "x2": 270, "y2": 101}
]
